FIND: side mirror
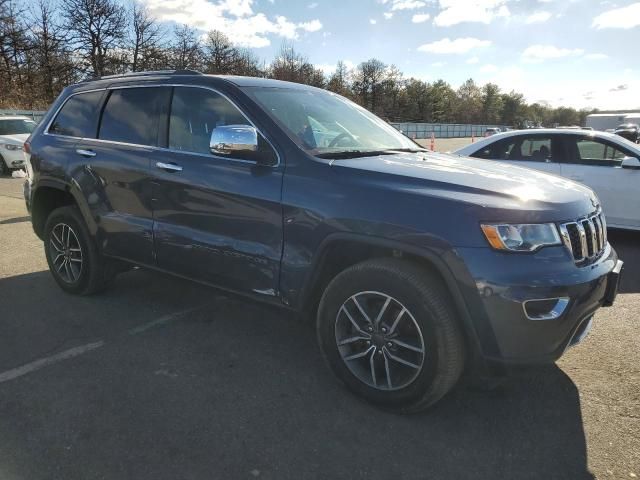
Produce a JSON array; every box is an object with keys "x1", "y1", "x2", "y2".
[
  {"x1": 621, "y1": 156, "x2": 640, "y2": 169},
  {"x1": 210, "y1": 125, "x2": 258, "y2": 156}
]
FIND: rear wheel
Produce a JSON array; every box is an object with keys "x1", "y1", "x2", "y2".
[
  {"x1": 43, "y1": 206, "x2": 114, "y2": 295},
  {"x1": 0, "y1": 155, "x2": 8, "y2": 176},
  {"x1": 317, "y1": 258, "x2": 465, "y2": 413}
]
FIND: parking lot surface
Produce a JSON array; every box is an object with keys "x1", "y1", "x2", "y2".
[{"x1": 0, "y1": 176, "x2": 638, "y2": 480}]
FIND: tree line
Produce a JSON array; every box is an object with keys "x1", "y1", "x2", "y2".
[{"x1": 0, "y1": 0, "x2": 595, "y2": 127}]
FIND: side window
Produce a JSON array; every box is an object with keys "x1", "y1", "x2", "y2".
[
  {"x1": 497, "y1": 136, "x2": 553, "y2": 162},
  {"x1": 49, "y1": 91, "x2": 104, "y2": 138},
  {"x1": 169, "y1": 87, "x2": 276, "y2": 163},
  {"x1": 99, "y1": 87, "x2": 169, "y2": 146},
  {"x1": 575, "y1": 139, "x2": 627, "y2": 165}
]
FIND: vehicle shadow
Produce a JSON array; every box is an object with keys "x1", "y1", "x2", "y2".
[
  {"x1": 0, "y1": 269, "x2": 594, "y2": 480},
  {"x1": 608, "y1": 228, "x2": 640, "y2": 293}
]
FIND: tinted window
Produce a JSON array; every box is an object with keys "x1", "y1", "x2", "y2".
[
  {"x1": 169, "y1": 87, "x2": 276, "y2": 163},
  {"x1": 0, "y1": 119, "x2": 36, "y2": 135},
  {"x1": 169, "y1": 87, "x2": 249, "y2": 155},
  {"x1": 49, "y1": 91, "x2": 104, "y2": 137},
  {"x1": 99, "y1": 87, "x2": 169, "y2": 146}
]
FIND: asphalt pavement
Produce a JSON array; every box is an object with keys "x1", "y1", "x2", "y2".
[{"x1": 0, "y1": 176, "x2": 638, "y2": 480}]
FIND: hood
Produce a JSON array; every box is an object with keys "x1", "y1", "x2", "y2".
[
  {"x1": 334, "y1": 151, "x2": 598, "y2": 219},
  {"x1": 0, "y1": 133, "x2": 29, "y2": 144}
]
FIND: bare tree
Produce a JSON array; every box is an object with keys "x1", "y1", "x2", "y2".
[
  {"x1": 170, "y1": 24, "x2": 202, "y2": 71},
  {"x1": 270, "y1": 42, "x2": 325, "y2": 86},
  {"x1": 327, "y1": 60, "x2": 350, "y2": 96},
  {"x1": 28, "y1": 0, "x2": 77, "y2": 104},
  {"x1": 202, "y1": 30, "x2": 237, "y2": 74},
  {"x1": 352, "y1": 58, "x2": 387, "y2": 114},
  {"x1": 130, "y1": 2, "x2": 164, "y2": 72},
  {"x1": 0, "y1": 0, "x2": 30, "y2": 104},
  {"x1": 61, "y1": 0, "x2": 127, "y2": 77}
]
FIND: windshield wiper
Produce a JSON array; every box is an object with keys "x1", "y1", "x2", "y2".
[{"x1": 316, "y1": 148, "x2": 429, "y2": 159}]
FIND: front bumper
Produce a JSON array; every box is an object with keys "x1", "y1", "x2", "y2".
[{"x1": 453, "y1": 243, "x2": 621, "y2": 365}]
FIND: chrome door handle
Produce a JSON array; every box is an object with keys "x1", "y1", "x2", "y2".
[
  {"x1": 156, "y1": 162, "x2": 183, "y2": 172},
  {"x1": 76, "y1": 149, "x2": 96, "y2": 158}
]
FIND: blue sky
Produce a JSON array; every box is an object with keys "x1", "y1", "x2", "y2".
[{"x1": 140, "y1": 0, "x2": 639, "y2": 110}]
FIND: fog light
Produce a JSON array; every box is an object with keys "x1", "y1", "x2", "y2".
[{"x1": 523, "y1": 297, "x2": 569, "y2": 320}]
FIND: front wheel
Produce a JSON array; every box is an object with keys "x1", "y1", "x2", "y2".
[{"x1": 317, "y1": 258, "x2": 465, "y2": 413}]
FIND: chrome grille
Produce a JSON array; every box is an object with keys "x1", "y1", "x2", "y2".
[{"x1": 560, "y1": 212, "x2": 607, "y2": 263}]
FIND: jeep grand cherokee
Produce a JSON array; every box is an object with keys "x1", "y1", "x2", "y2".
[{"x1": 23, "y1": 70, "x2": 623, "y2": 412}]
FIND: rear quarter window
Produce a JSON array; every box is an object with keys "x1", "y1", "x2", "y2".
[{"x1": 49, "y1": 91, "x2": 104, "y2": 138}]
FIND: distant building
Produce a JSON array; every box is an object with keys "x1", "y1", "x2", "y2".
[{"x1": 585, "y1": 113, "x2": 640, "y2": 131}]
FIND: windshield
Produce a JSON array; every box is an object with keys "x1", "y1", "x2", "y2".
[
  {"x1": 0, "y1": 119, "x2": 36, "y2": 135},
  {"x1": 244, "y1": 87, "x2": 421, "y2": 157}
]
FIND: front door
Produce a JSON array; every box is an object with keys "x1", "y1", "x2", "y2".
[
  {"x1": 151, "y1": 86, "x2": 284, "y2": 297},
  {"x1": 560, "y1": 135, "x2": 640, "y2": 229}
]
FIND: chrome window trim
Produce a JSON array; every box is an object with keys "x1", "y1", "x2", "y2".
[{"x1": 44, "y1": 83, "x2": 281, "y2": 168}]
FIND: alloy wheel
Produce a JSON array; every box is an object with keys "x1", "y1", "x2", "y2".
[
  {"x1": 334, "y1": 291, "x2": 426, "y2": 391},
  {"x1": 49, "y1": 223, "x2": 83, "y2": 283}
]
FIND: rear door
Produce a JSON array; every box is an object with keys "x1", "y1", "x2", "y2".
[
  {"x1": 470, "y1": 133, "x2": 562, "y2": 175},
  {"x1": 150, "y1": 86, "x2": 284, "y2": 297},
  {"x1": 559, "y1": 135, "x2": 640, "y2": 229},
  {"x1": 72, "y1": 86, "x2": 171, "y2": 265}
]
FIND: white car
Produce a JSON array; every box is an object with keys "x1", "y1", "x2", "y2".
[
  {"x1": 455, "y1": 128, "x2": 640, "y2": 231},
  {"x1": 0, "y1": 116, "x2": 36, "y2": 175}
]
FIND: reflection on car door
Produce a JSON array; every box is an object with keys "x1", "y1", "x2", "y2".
[
  {"x1": 559, "y1": 135, "x2": 640, "y2": 229},
  {"x1": 472, "y1": 134, "x2": 561, "y2": 175},
  {"x1": 151, "y1": 86, "x2": 284, "y2": 297},
  {"x1": 69, "y1": 86, "x2": 170, "y2": 265}
]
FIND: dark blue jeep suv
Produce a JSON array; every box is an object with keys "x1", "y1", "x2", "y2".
[{"x1": 23, "y1": 70, "x2": 623, "y2": 412}]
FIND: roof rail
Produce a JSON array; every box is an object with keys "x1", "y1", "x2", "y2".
[{"x1": 88, "y1": 69, "x2": 203, "y2": 81}]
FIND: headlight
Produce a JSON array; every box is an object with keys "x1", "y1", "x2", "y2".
[
  {"x1": 4, "y1": 144, "x2": 20, "y2": 151},
  {"x1": 481, "y1": 223, "x2": 561, "y2": 252}
]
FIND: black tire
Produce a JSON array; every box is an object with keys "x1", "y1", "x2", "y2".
[
  {"x1": 317, "y1": 258, "x2": 465, "y2": 413},
  {"x1": 43, "y1": 206, "x2": 114, "y2": 295},
  {"x1": 0, "y1": 155, "x2": 8, "y2": 176}
]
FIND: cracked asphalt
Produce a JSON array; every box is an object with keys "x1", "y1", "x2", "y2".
[{"x1": 0, "y1": 176, "x2": 638, "y2": 480}]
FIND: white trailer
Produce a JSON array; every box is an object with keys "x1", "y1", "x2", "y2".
[{"x1": 586, "y1": 113, "x2": 631, "y2": 131}]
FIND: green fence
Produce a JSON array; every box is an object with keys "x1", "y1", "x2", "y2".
[
  {"x1": 0, "y1": 110, "x2": 47, "y2": 123},
  {"x1": 391, "y1": 122, "x2": 508, "y2": 139}
]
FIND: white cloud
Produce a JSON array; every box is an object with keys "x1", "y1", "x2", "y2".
[
  {"x1": 384, "y1": 12, "x2": 394, "y2": 19},
  {"x1": 480, "y1": 64, "x2": 498, "y2": 73},
  {"x1": 316, "y1": 60, "x2": 355, "y2": 75},
  {"x1": 390, "y1": 0, "x2": 427, "y2": 11},
  {"x1": 585, "y1": 53, "x2": 608, "y2": 60},
  {"x1": 466, "y1": 56, "x2": 480, "y2": 64},
  {"x1": 412, "y1": 13, "x2": 430, "y2": 22},
  {"x1": 433, "y1": 0, "x2": 510, "y2": 26},
  {"x1": 525, "y1": 11, "x2": 552, "y2": 23},
  {"x1": 431, "y1": 61, "x2": 445, "y2": 67},
  {"x1": 307, "y1": 2, "x2": 318, "y2": 8},
  {"x1": 299, "y1": 19, "x2": 322, "y2": 31},
  {"x1": 140, "y1": 0, "x2": 322, "y2": 48},
  {"x1": 522, "y1": 44, "x2": 584, "y2": 62},
  {"x1": 592, "y1": 3, "x2": 640, "y2": 29},
  {"x1": 369, "y1": 18, "x2": 377, "y2": 24},
  {"x1": 417, "y1": 37, "x2": 491, "y2": 54}
]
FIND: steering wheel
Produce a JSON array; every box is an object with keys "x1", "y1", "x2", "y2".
[{"x1": 328, "y1": 132, "x2": 358, "y2": 148}]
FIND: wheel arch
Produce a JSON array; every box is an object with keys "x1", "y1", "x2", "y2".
[
  {"x1": 31, "y1": 179, "x2": 97, "y2": 240},
  {"x1": 297, "y1": 233, "x2": 482, "y2": 358}
]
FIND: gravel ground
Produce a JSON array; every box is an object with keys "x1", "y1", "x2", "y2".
[{"x1": 0, "y1": 175, "x2": 638, "y2": 480}]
